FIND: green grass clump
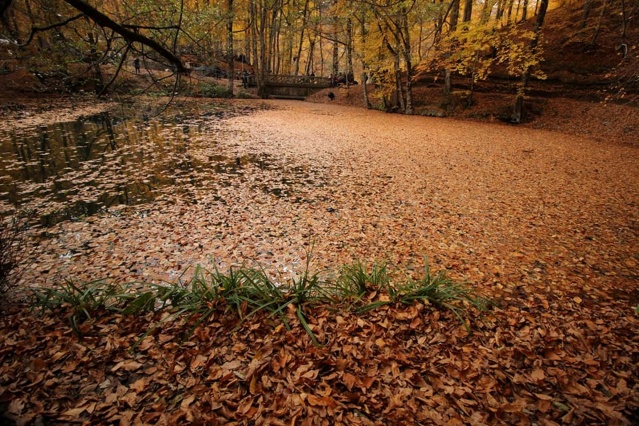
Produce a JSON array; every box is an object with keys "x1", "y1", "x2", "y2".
[
  {"x1": 332, "y1": 260, "x2": 391, "y2": 297},
  {"x1": 31, "y1": 257, "x2": 487, "y2": 344},
  {"x1": 32, "y1": 279, "x2": 126, "y2": 331}
]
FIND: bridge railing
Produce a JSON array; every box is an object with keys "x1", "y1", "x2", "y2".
[{"x1": 264, "y1": 75, "x2": 331, "y2": 88}]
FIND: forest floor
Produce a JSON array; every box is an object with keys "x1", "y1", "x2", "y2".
[{"x1": 0, "y1": 71, "x2": 638, "y2": 424}]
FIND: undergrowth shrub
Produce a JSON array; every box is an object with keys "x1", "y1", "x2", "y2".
[{"x1": 199, "y1": 83, "x2": 232, "y2": 98}]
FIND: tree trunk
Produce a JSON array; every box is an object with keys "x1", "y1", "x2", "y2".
[
  {"x1": 293, "y1": 0, "x2": 310, "y2": 75},
  {"x1": 305, "y1": 36, "x2": 315, "y2": 75},
  {"x1": 521, "y1": 0, "x2": 529, "y2": 22},
  {"x1": 481, "y1": 0, "x2": 493, "y2": 23},
  {"x1": 360, "y1": 12, "x2": 371, "y2": 109},
  {"x1": 362, "y1": 72, "x2": 371, "y2": 108},
  {"x1": 332, "y1": 24, "x2": 339, "y2": 77},
  {"x1": 463, "y1": 0, "x2": 473, "y2": 22},
  {"x1": 401, "y1": 10, "x2": 413, "y2": 115},
  {"x1": 581, "y1": 0, "x2": 594, "y2": 28},
  {"x1": 394, "y1": 55, "x2": 405, "y2": 112},
  {"x1": 591, "y1": 0, "x2": 611, "y2": 47},
  {"x1": 512, "y1": 0, "x2": 548, "y2": 123},
  {"x1": 318, "y1": 3, "x2": 325, "y2": 74},
  {"x1": 444, "y1": 68, "x2": 451, "y2": 96},
  {"x1": 506, "y1": 0, "x2": 516, "y2": 23},
  {"x1": 346, "y1": 18, "x2": 353, "y2": 87},
  {"x1": 227, "y1": 0, "x2": 234, "y2": 96},
  {"x1": 87, "y1": 31, "x2": 104, "y2": 92},
  {"x1": 256, "y1": 0, "x2": 269, "y2": 97},
  {"x1": 450, "y1": 0, "x2": 460, "y2": 31},
  {"x1": 468, "y1": 73, "x2": 475, "y2": 108}
]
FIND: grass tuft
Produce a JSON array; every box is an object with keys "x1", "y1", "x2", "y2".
[
  {"x1": 31, "y1": 256, "x2": 488, "y2": 342},
  {"x1": 32, "y1": 279, "x2": 125, "y2": 332}
]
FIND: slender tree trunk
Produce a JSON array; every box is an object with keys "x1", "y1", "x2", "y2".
[
  {"x1": 521, "y1": 0, "x2": 529, "y2": 22},
  {"x1": 318, "y1": 4, "x2": 325, "y2": 75},
  {"x1": 250, "y1": 0, "x2": 258, "y2": 73},
  {"x1": 401, "y1": 10, "x2": 413, "y2": 114},
  {"x1": 434, "y1": 0, "x2": 445, "y2": 43},
  {"x1": 512, "y1": 0, "x2": 548, "y2": 122},
  {"x1": 271, "y1": 5, "x2": 282, "y2": 74},
  {"x1": 87, "y1": 32, "x2": 104, "y2": 92},
  {"x1": 305, "y1": 36, "x2": 315, "y2": 74},
  {"x1": 506, "y1": 0, "x2": 515, "y2": 23},
  {"x1": 360, "y1": 11, "x2": 371, "y2": 109},
  {"x1": 591, "y1": 0, "x2": 611, "y2": 46},
  {"x1": 463, "y1": 0, "x2": 473, "y2": 22},
  {"x1": 256, "y1": 0, "x2": 269, "y2": 97},
  {"x1": 497, "y1": 0, "x2": 505, "y2": 20},
  {"x1": 481, "y1": 0, "x2": 493, "y2": 23},
  {"x1": 268, "y1": 0, "x2": 281, "y2": 74},
  {"x1": 227, "y1": 0, "x2": 234, "y2": 95},
  {"x1": 395, "y1": 58, "x2": 405, "y2": 112},
  {"x1": 293, "y1": 0, "x2": 310, "y2": 75},
  {"x1": 620, "y1": 0, "x2": 627, "y2": 43},
  {"x1": 346, "y1": 18, "x2": 353, "y2": 87},
  {"x1": 450, "y1": 0, "x2": 460, "y2": 31},
  {"x1": 444, "y1": 68, "x2": 451, "y2": 95},
  {"x1": 245, "y1": 19, "x2": 252, "y2": 65},
  {"x1": 581, "y1": 0, "x2": 594, "y2": 28},
  {"x1": 332, "y1": 21, "x2": 339, "y2": 77},
  {"x1": 418, "y1": 19, "x2": 424, "y2": 61},
  {"x1": 283, "y1": 25, "x2": 293, "y2": 74}
]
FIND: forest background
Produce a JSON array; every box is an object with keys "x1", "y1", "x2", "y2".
[{"x1": 0, "y1": 0, "x2": 637, "y2": 121}]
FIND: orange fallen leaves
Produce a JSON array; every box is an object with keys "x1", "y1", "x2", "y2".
[{"x1": 2, "y1": 100, "x2": 639, "y2": 424}]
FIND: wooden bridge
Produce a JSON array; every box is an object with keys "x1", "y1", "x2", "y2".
[{"x1": 262, "y1": 75, "x2": 332, "y2": 100}]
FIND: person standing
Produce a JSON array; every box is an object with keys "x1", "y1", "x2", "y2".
[
  {"x1": 134, "y1": 58, "x2": 140, "y2": 74},
  {"x1": 242, "y1": 70, "x2": 249, "y2": 88}
]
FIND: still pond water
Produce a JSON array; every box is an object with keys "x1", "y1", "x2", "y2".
[{"x1": 0, "y1": 109, "x2": 313, "y2": 226}]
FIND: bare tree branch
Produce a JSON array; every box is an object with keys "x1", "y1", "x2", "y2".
[
  {"x1": 98, "y1": 42, "x2": 131, "y2": 97},
  {"x1": 21, "y1": 14, "x2": 84, "y2": 46},
  {"x1": 63, "y1": 0, "x2": 188, "y2": 74}
]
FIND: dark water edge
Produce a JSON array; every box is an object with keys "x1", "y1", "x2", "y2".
[
  {"x1": 0, "y1": 101, "x2": 325, "y2": 228},
  {"x1": 0, "y1": 104, "x2": 273, "y2": 226}
]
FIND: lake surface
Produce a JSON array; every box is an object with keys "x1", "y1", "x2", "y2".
[{"x1": 0, "y1": 108, "x2": 315, "y2": 226}]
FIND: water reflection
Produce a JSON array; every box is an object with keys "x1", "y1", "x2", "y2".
[{"x1": 0, "y1": 112, "x2": 271, "y2": 226}]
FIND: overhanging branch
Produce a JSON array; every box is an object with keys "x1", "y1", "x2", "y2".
[
  {"x1": 21, "y1": 14, "x2": 84, "y2": 47},
  {"x1": 63, "y1": 0, "x2": 188, "y2": 74}
]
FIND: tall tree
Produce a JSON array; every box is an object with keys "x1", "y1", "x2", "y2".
[
  {"x1": 227, "y1": 0, "x2": 234, "y2": 95},
  {"x1": 512, "y1": 0, "x2": 548, "y2": 122},
  {"x1": 293, "y1": 0, "x2": 311, "y2": 75}
]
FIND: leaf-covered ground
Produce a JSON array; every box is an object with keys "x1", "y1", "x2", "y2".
[{"x1": 1, "y1": 98, "x2": 638, "y2": 424}]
